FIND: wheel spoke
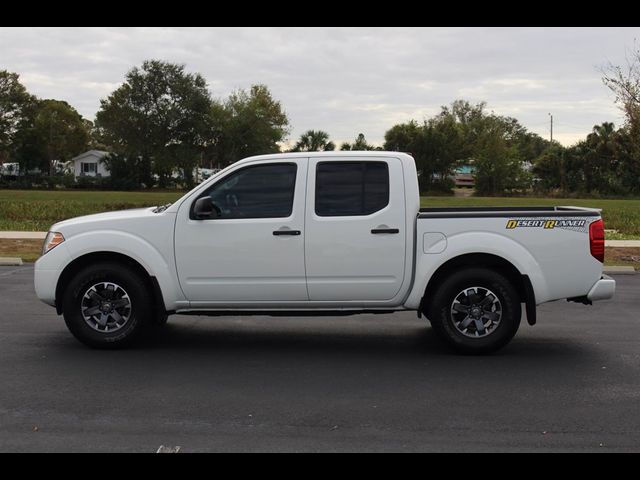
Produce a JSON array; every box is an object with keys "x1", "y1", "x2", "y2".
[
  {"x1": 452, "y1": 303, "x2": 470, "y2": 314},
  {"x1": 483, "y1": 311, "x2": 500, "y2": 322},
  {"x1": 112, "y1": 298, "x2": 130, "y2": 308},
  {"x1": 97, "y1": 313, "x2": 109, "y2": 327},
  {"x1": 88, "y1": 290, "x2": 103, "y2": 302},
  {"x1": 104, "y1": 284, "x2": 115, "y2": 299},
  {"x1": 466, "y1": 289, "x2": 480, "y2": 304},
  {"x1": 83, "y1": 306, "x2": 101, "y2": 316},
  {"x1": 81, "y1": 282, "x2": 132, "y2": 333},
  {"x1": 480, "y1": 294, "x2": 496, "y2": 307},
  {"x1": 450, "y1": 285, "x2": 503, "y2": 339},
  {"x1": 460, "y1": 316, "x2": 474, "y2": 329}
]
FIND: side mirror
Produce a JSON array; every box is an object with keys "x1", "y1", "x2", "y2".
[{"x1": 193, "y1": 196, "x2": 220, "y2": 220}]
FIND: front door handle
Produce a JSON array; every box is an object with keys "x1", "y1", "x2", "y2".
[
  {"x1": 371, "y1": 228, "x2": 399, "y2": 234},
  {"x1": 273, "y1": 229, "x2": 301, "y2": 236}
]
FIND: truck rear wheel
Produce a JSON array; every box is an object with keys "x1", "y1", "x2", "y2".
[
  {"x1": 61, "y1": 262, "x2": 152, "y2": 349},
  {"x1": 427, "y1": 267, "x2": 521, "y2": 354}
]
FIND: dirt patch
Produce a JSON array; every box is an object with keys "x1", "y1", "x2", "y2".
[
  {"x1": 0, "y1": 239, "x2": 42, "y2": 262},
  {"x1": 605, "y1": 247, "x2": 640, "y2": 270}
]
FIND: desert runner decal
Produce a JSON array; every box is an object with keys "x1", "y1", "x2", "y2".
[{"x1": 506, "y1": 218, "x2": 588, "y2": 233}]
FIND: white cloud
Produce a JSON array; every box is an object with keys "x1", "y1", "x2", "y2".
[{"x1": 0, "y1": 26, "x2": 637, "y2": 146}]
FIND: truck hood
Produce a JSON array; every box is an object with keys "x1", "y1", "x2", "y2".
[{"x1": 51, "y1": 207, "x2": 161, "y2": 234}]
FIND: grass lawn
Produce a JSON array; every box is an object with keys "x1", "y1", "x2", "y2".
[
  {"x1": 0, "y1": 190, "x2": 183, "y2": 232},
  {"x1": 0, "y1": 189, "x2": 639, "y2": 239}
]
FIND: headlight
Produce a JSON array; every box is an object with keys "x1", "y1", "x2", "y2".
[{"x1": 42, "y1": 232, "x2": 65, "y2": 255}]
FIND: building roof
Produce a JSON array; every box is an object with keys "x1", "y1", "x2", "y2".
[{"x1": 71, "y1": 150, "x2": 110, "y2": 162}]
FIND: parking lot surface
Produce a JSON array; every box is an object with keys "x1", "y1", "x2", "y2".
[{"x1": 1, "y1": 265, "x2": 639, "y2": 452}]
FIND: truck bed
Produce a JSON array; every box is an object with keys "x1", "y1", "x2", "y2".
[{"x1": 418, "y1": 206, "x2": 601, "y2": 218}]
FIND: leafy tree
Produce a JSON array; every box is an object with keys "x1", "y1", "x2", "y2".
[
  {"x1": 101, "y1": 153, "x2": 148, "y2": 190},
  {"x1": 36, "y1": 100, "x2": 89, "y2": 174},
  {"x1": 602, "y1": 47, "x2": 640, "y2": 146},
  {"x1": 581, "y1": 122, "x2": 618, "y2": 194},
  {"x1": 290, "y1": 130, "x2": 335, "y2": 152},
  {"x1": 340, "y1": 133, "x2": 376, "y2": 151},
  {"x1": 532, "y1": 146, "x2": 565, "y2": 193},
  {"x1": 437, "y1": 101, "x2": 537, "y2": 195},
  {"x1": 211, "y1": 85, "x2": 289, "y2": 166},
  {"x1": 12, "y1": 99, "x2": 90, "y2": 175},
  {"x1": 383, "y1": 121, "x2": 420, "y2": 152},
  {"x1": 352, "y1": 133, "x2": 374, "y2": 151},
  {"x1": 473, "y1": 119, "x2": 530, "y2": 195},
  {"x1": 407, "y1": 117, "x2": 463, "y2": 193},
  {"x1": 383, "y1": 101, "x2": 537, "y2": 194},
  {"x1": 436, "y1": 100, "x2": 487, "y2": 159},
  {"x1": 95, "y1": 60, "x2": 213, "y2": 188},
  {"x1": 611, "y1": 128, "x2": 640, "y2": 195},
  {"x1": 0, "y1": 70, "x2": 37, "y2": 163}
]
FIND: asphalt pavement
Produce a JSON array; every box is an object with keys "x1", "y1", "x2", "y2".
[{"x1": 1, "y1": 265, "x2": 639, "y2": 452}]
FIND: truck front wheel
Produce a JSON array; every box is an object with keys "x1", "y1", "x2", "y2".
[
  {"x1": 427, "y1": 268, "x2": 521, "y2": 354},
  {"x1": 61, "y1": 262, "x2": 152, "y2": 349}
]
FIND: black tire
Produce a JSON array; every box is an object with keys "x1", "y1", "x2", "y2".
[
  {"x1": 62, "y1": 262, "x2": 153, "y2": 349},
  {"x1": 427, "y1": 267, "x2": 521, "y2": 354}
]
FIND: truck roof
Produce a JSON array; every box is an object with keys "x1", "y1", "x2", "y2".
[{"x1": 243, "y1": 151, "x2": 414, "y2": 162}]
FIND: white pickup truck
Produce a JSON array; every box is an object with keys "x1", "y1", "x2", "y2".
[{"x1": 34, "y1": 152, "x2": 615, "y2": 353}]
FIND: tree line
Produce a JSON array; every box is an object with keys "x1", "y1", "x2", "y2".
[{"x1": 1, "y1": 52, "x2": 639, "y2": 196}]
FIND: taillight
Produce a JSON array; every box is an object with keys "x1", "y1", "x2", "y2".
[{"x1": 589, "y1": 219, "x2": 605, "y2": 263}]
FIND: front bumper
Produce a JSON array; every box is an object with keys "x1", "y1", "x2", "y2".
[
  {"x1": 34, "y1": 242, "x2": 70, "y2": 308},
  {"x1": 587, "y1": 274, "x2": 616, "y2": 302}
]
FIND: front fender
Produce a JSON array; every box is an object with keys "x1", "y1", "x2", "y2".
[
  {"x1": 57, "y1": 230, "x2": 186, "y2": 310},
  {"x1": 404, "y1": 232, "x2": 550, "y2": 309}
]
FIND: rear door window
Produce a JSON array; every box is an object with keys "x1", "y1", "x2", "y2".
[{"x1": 315, "y1": 161, "x2": 389, "y2": 216}]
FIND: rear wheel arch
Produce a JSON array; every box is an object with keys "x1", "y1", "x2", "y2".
[
  {"x1": 427, "y1": 266, "x2": 522, "y2": 354},
  {"x1": 421, "y1": 253, "x2": 536, "y2": 324}
]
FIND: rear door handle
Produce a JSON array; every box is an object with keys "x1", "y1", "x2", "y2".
[
  {"x1": 273, "y1": 229, "x2": 301, "y2": 236},
  {"x1": 371, "y1": 228, "x2": 399, "y2": 234}
]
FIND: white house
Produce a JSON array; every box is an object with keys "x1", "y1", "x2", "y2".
[{"x1": 72, "y1": 150, "x2": 110, "y2": 178}]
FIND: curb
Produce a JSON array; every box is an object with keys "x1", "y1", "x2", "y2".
[
  {"x1": 0, "y1": 232, "x2": 47, "y2": 240},
  {"x1": 606, "y1": 240, "x2": 640, "y2": 248},
  {"x1": 0, "y1": 257, "x2": 23, "y2": 266},
  {"x1": 603, "y1": 266, "x2": 636, "y2": 275}
]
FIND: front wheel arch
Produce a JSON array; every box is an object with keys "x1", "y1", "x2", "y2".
[{"x1": 55, "y1": 252, "x2": 166, "y2": 320}]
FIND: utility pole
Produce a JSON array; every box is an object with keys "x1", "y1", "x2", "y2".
[{"x1": 548, "y1": 113, "x2": 553, "y2": 143}]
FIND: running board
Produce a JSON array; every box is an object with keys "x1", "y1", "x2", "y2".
[{"x1": 176, "y1": 310, "x2": 398, "y2": 317}]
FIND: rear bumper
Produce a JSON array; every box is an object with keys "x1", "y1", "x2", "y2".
[{"x1": 587, "y1": 274, "x2": 616, "y2": 302}]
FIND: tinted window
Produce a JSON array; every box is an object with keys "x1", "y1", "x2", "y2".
[
  {"x1": 200, "y1": 163, "x2": 297, "y2": 219},
  {"x1": 315, "y1": 162, "x2": 389, "y2": 216}
]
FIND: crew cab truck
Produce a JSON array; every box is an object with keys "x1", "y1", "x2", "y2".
[{"x1": 34, "y1": 152, "x2": 615, "y2": 354}]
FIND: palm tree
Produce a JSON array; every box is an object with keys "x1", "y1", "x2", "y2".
[
  {"x1": 583, "y1": 122, "x2": 617, "y2": 193},
  {"x1": 290, "y1": 130, "x2": 335, "y2": 152}
]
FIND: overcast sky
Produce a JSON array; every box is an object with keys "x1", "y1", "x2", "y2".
[{"x1": 1, "y1": 27, "x2": 638, "y2": 147}]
